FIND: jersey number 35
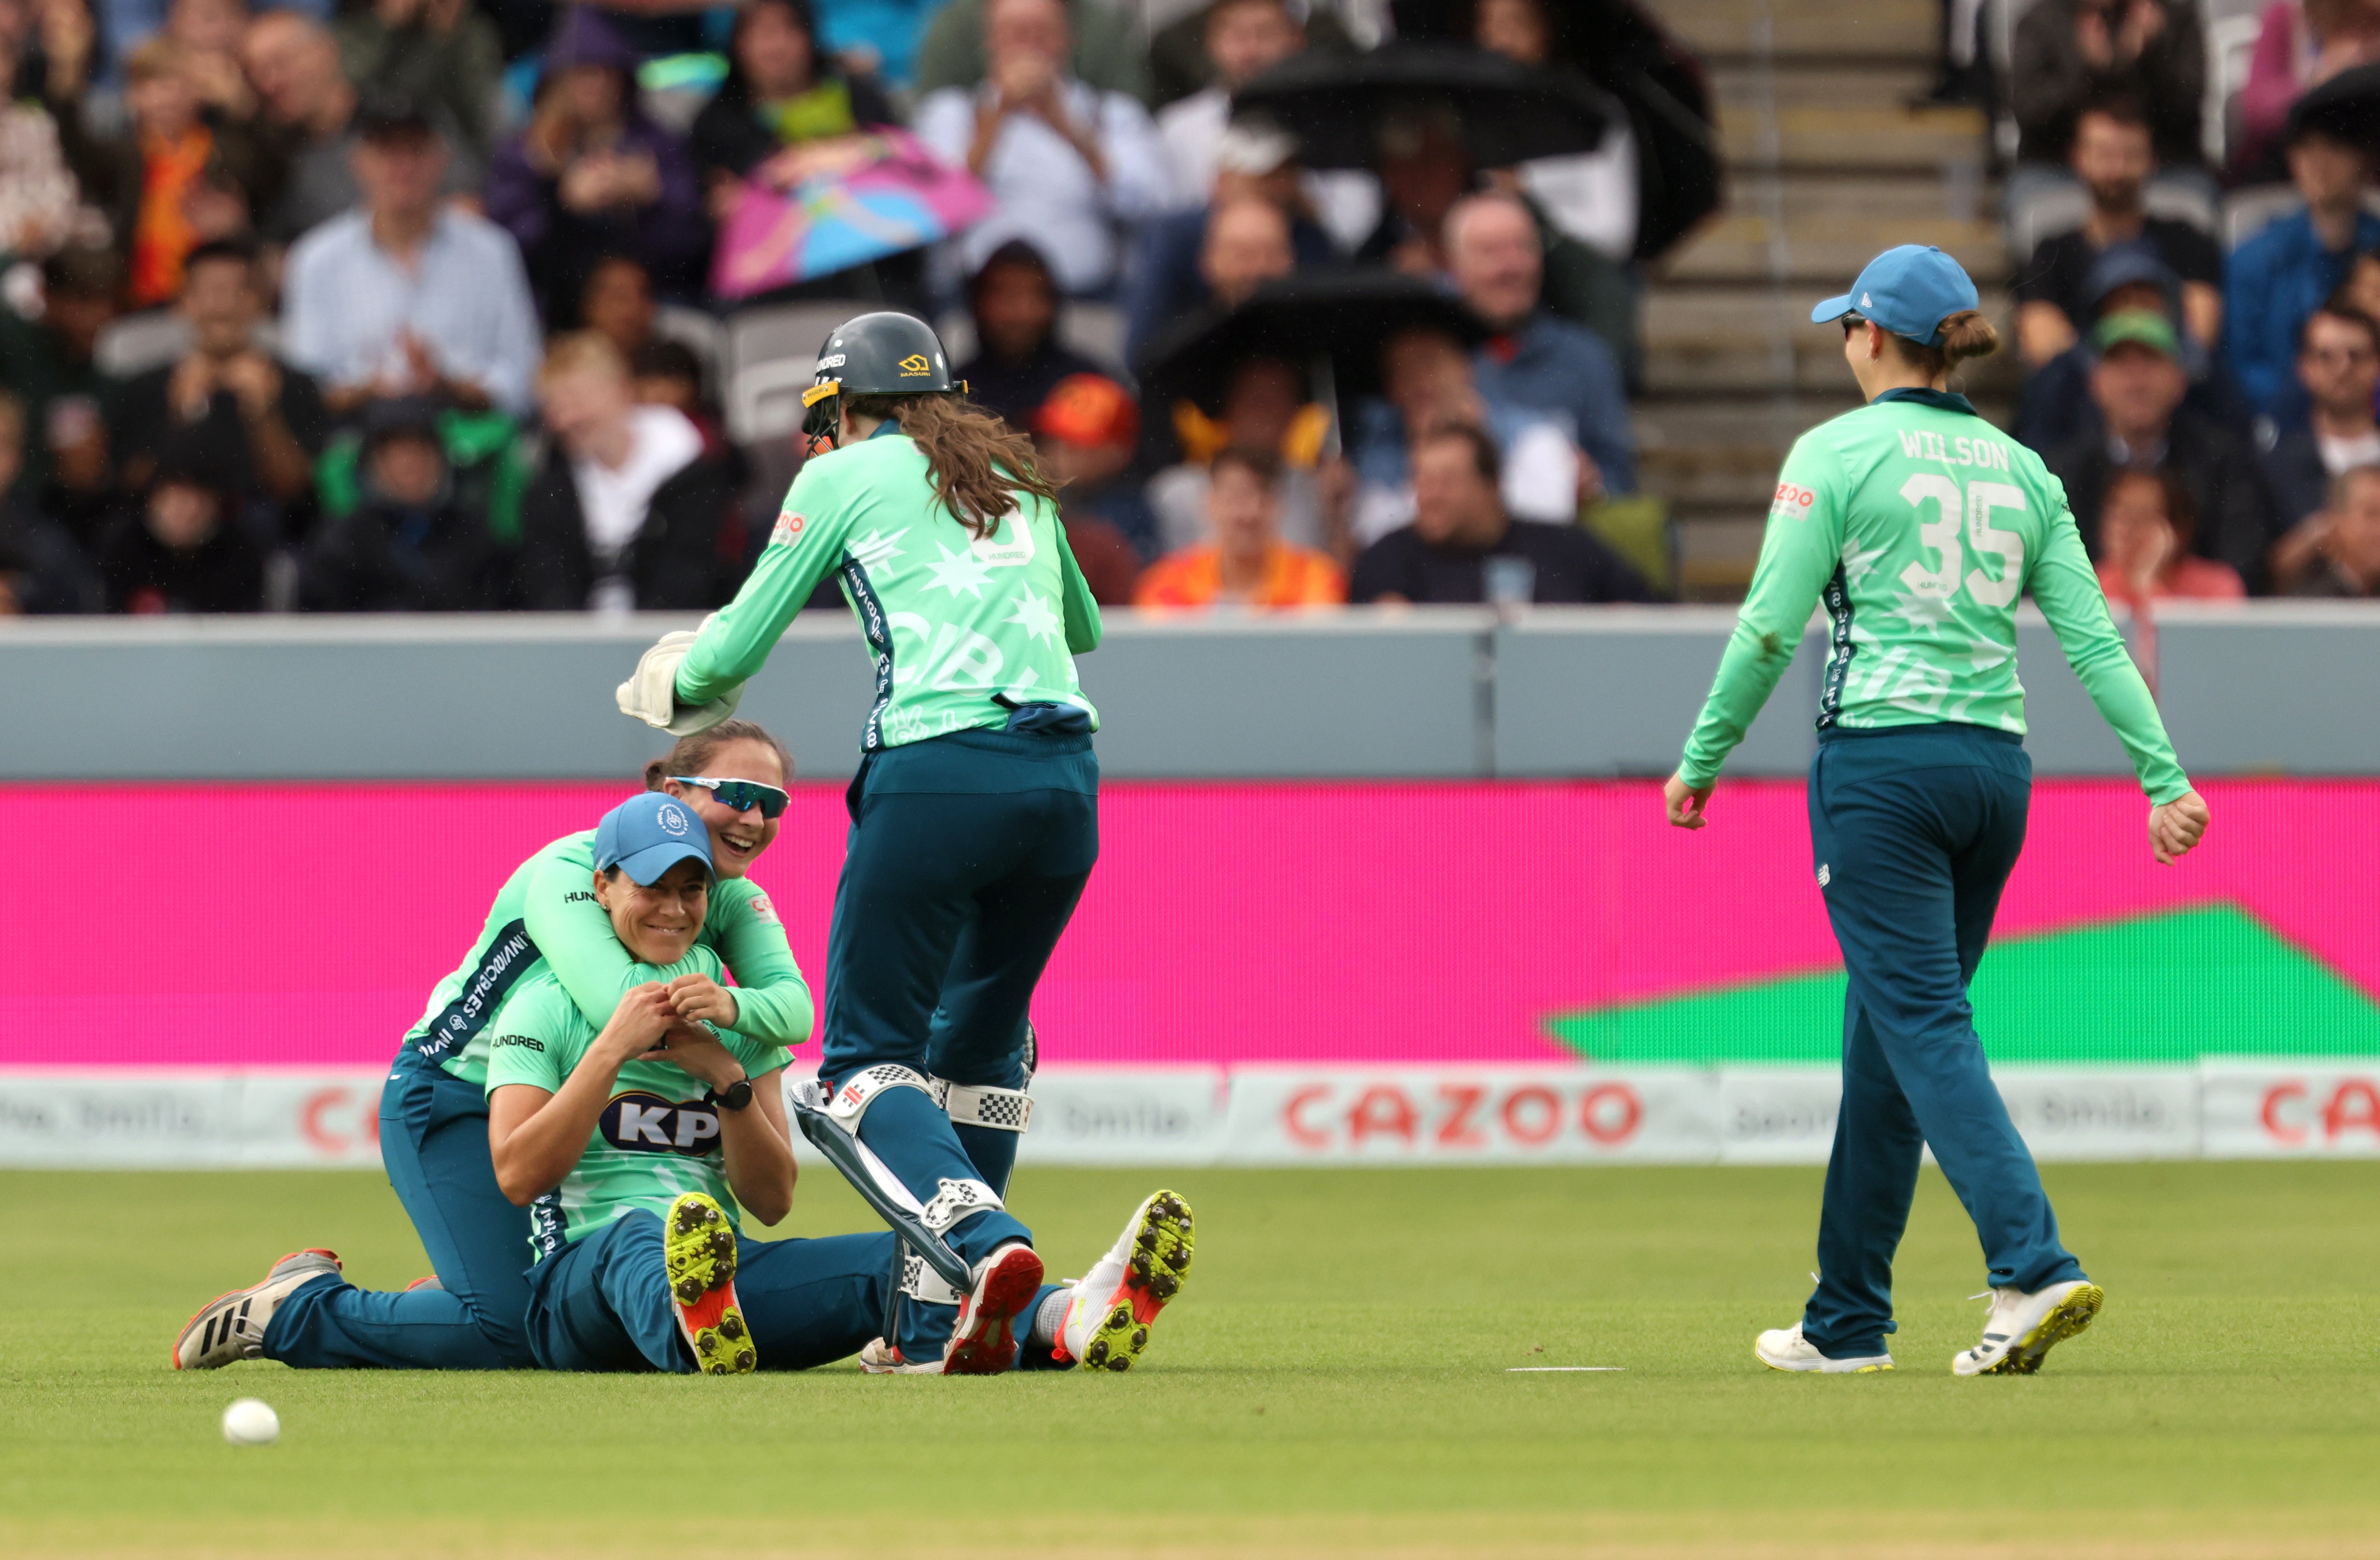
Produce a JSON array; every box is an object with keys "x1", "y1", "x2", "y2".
[{"x1": 1898, "y1": 474, "x2": 2024, "y2": 608}]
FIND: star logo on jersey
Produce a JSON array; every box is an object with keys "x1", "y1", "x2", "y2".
[
  {"x1": 847, "y1": 529, "x2": 904, "y2": 572},
  {"x1": 925, "y1": 541, "x2": 994, "y2": 599},
  {"x1": 1003, "y1": 588, "x2": 1061, "y2": 643}
]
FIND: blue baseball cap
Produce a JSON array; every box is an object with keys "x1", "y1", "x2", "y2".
[
  {"x1": 594, "y1": 792, "x2": 714, "y2": 886},
  {"x1": 1810, "y1": 245, "x2": 1981, "y2": 347}
]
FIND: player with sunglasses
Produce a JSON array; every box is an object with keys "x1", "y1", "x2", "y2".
[{"x1": 174, "y1": 720, "x2": 814, "y2": 1373}]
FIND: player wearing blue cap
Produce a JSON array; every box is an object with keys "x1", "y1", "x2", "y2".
[
  {"x1": 481, "y1": 791, "x2": 875, "y2": 1374},
  {"x1": 616, "y1": 313, "x2": 1195, "y2": 1377},
  {"x1": 1665, "y1": 245, "x2": 2212, "y2": 1376},
  {"x1": 173, "y1": 723, "x2": 813, "y2": 1373}
]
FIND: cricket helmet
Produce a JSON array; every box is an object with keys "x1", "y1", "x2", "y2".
[{"x1": 800, "y1": 311, "x2": 965, "y2": 445}]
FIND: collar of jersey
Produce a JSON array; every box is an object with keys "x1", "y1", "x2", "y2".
[
  {"x1": 867, "y1": 420, "x2": 905, "y2": 440},
  {"x1": 1873, "y1": 386, "x2": 1977, "y2": 415}
]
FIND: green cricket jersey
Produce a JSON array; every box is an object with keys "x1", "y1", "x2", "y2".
[
  {"x1": 1680, "y1": 389, "x2": 2191, "y2": 803},
  {"x1": 675, "y1": 430, "x2": 1103, "y2": 752},
  {"x1": 400, "y1": 829, "x2": 811, "y2": 1086},
  {"x1": 481, "y1": 962, "x2": 793, "y2": 1259}
]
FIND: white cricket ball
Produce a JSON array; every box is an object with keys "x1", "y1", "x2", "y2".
[{"x1": 221, "y1": 1398, "x2": 279, "y2": 1446}]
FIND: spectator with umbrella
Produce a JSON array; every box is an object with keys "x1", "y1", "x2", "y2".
[
  {"x1": 1125, "y1": 184, "x2": 1308, "y2": 368},
  {"x1": 1235, "y1": 39, "x2": 1640, "y2": 374},
  {"x1": 1136, "y1": 272, "x2": 1481, "y2": 557},
  {"x1": 1144, "y1": 353, "x2": 1339, "y2": 558},
  {"x1": 1154, "y1": 0, "x2": 1307, "y2": 204},
  {"x1": 688, "y1": 0, "x2": 899, "y2": 225},
  {"x1": 1444, "y1": 189, "x2": 1635, "y2": 497}
]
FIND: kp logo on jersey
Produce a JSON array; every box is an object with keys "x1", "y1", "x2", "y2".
[{"x1": 600, "y1": 1092, "x2": 721, "y2": 1154}]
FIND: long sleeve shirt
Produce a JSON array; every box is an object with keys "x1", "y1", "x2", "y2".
[
  {"x1": 403, "y1": 829, "x2": 812, "y2": 1085},
  {"x1": 677, "y1": 428, "x2": 1102, "y2": 753},
  {"x1": 1679, "y1": 388, "x2": 2191, "y2": 803},
  {"x1": 913, "y1": 77, "x2": 1170, "y2": 293}
]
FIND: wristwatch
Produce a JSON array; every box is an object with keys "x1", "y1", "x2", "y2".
[{"x1": 707, "y1": 1077, "x2": 755, "y2": 1113}]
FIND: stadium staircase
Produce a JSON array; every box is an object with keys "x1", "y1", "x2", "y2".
[{"x1": 1642, "y1": 0, "x2": 2018, "y2": 599}]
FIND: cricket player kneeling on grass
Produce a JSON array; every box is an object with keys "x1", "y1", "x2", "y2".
[{"x1": 483, "y1": 792, "x2": 890, "y2": 1374}]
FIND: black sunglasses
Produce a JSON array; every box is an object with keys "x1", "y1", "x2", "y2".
[
  {"x1": 671, "y1": 776, "x2": 791, "y2": 819},
  {"x1": 1840, "y1": 315, "x2": 1866, "y2": 338}
]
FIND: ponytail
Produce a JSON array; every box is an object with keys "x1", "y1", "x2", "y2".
[
  {"x1": 642, "y1": 719, "x2": 792, "y2": 790},
  {"x1": 1896, "y1": 310, "x2": 2001, "y2": 380},
  {"x1": 844, "y1": 391, "x2": 1060, "y2": 541}
]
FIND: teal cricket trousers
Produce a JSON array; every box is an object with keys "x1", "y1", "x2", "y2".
[
  {"x1": 525, "y1": 1214, "x2": 897, "y2": 1372},
  {"x1": 819, "y1": 721, "x2": 1098, "y2": 1363},
  {"x1": 263, "y1": 1059, "x2": 534, "y2": 1370},
  {"x1": 1798, "y1": 724, "x2": 2086, "y2": 1360}
]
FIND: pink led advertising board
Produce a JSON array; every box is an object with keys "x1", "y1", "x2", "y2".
[{"x1": 7, "y1": 780, "x2": 2376, "y2": 1071}]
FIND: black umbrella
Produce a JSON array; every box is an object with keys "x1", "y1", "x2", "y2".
[
  {"x1": 1230, "y1": 43, "x2": 1616, "y2": 172},
  {"x1": 1387, "y1": 0, "x2": 1723, "y2": 261},
  {"x1": 2290, "y1": 62, "x2": 2380, "y2": 154},
  {"x1": 1135, "y1": 272, "x2": 1492, "y2": 418}
]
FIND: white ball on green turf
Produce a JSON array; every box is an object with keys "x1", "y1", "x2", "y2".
[{"x1": 221, "y1": 1398, "x2": 279, "y2": 1446}]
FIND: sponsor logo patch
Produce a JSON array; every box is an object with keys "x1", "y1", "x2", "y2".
[
  {"x1": 898, "y1": 353, "x2": 932, "y2": 376},
  {"x1": 746, "y1": 890, "x2": 780, "y2": 925},
  {"x1": 600, "y1": 1091, "x2": 722, "y2": 1155},
  {"x1": 1771, "y1": 483, "x2": 1817, "y2": 522},
  {"x1": 769, "y1": 511, "x2": 805, "y2": 547}
]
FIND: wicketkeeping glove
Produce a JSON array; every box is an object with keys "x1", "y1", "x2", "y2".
[{"x1": 616, "y1": 627, "x2": 746, "y2": 737}]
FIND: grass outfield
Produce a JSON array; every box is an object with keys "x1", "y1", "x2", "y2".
[{"x1": 3, "y1": 1162, "x2": 2376, "y2": 1559}]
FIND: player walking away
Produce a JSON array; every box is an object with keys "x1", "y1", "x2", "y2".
[
  {"x1": 617, "y1": 312, "x2": 1189, "y2": 1376},
  {"x1": 1664, "y1": 245, "x2": 2210, "y2": 1377},
  {"x1": 173, "y1": 723, "x2": 812, "y2": 1372}
]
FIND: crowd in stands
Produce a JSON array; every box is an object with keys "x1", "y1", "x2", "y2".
[
  {"x1": 7, "y1": 0, "x2": 2379, "y2": 623},
  {"x1": 0, "y1": 0, "x2": 1680, "y2": 616},
  {"x1": 2004, "y1": 0, "x2": 2380, "y2": 602}
]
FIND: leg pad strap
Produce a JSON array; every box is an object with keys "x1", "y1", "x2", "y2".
[
  {"x1": 827, "y1": 1064, "x2": 936, "y2": 1132},
  {"x1": 936, "y1": 1079, "x2": 1034, "y2": 1132},
  {"x1": 919, "y1": 1176, "x2": 1003, "y2": 1232},
  {"x1": 899, "y1": 1249, "x2": 963, "y2": 1306}
]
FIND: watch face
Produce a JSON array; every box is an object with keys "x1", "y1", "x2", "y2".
[{"x1": 722, "y1": 1079, "x2": 754, "y2": 1110}]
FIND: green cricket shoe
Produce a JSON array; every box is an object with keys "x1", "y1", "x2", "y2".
[
  {"x1": 1952, "y1": 1280, "x2": 2104, "y2": 1376},
  {"x1": 1062, "y1": 1189, "x2": 1195, "y2": 1373},
  {"x1": 665, "y1": 1193, "x2": 755, "y2": 1375}
]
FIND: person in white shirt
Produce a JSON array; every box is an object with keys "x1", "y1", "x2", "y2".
[
  {"x1": 517, "y1": 333, "x2": 737, "y2": 613},
  {"x1": 914, "y1": 0, "x2": 1170, "y2": 295},
  {"x1": 279, "y1": 94, "x2": 542, "y2": 417},
  {"x1": 1156, "y1": 0, "x2": 1305, "y2": 205}
]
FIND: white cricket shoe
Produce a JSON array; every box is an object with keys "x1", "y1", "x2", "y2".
[
  {"x1": 1061, "y1": 1189, "x2": 1195, "y2": 1373},
  {"x1": 1951, "y1": 1280, "x2": 2104, "y2": 1376},
  {"x1": 172, "y1": 1249, "x2": 342, "y2": 1370},
  {"x1": 856, "y1": 1336, "x2": 943, "y2": 1374},
  {"x1": 1754, "y1": 1323, "x2": 1894, "y2": 1374}
]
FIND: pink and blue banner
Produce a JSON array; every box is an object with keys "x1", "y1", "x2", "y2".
[{"x1": 6, "y1": 781, "x2": 2376, "y2": 1071}]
